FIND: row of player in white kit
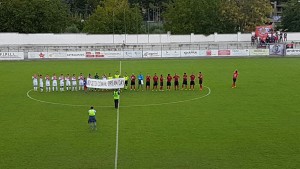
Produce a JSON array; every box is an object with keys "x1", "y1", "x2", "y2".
[{"x1": 32, "y1": 73, "x2": 86, "y2": 92}]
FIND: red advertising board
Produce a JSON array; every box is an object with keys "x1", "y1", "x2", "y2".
[
  {"x1": 218, "y1": 50, "x2": 231, "y2": 56},
  {"x1": 86, "y1": 51, "x2": 104, "y2": 58}
]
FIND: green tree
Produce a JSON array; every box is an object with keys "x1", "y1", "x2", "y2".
[
  {"x1": 65, "y1": 0, "x2": 100, "y2": 17},
  {"x1": 83, "y1": 0, "x2": 143, "y2": 34},
  {"x1": 163, "y1": 0, "x2": 234, "y2": 34},
  {"x1": 221, "y1": 0, "x2": 272, "y2": 32},
  {"x1": 0, "y1": 0, "x2": 69, "y2": 33},
  {"x1": 282, "y1": 0, "x2": 300, "y2": 31}
]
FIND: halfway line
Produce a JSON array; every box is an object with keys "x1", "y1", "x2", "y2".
[{"x1": 114, "y1": 60, "x2": 121, "y2": 169}]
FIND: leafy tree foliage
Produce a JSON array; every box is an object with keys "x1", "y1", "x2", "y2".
[
  {"x1": 65, "y1": 0, "x2": 100, "y2": 17},
  {"x1": 83, "y1": 0, "x2": 143, "y2": 34},
  {"x1": 164, "y1": 0, "x2": 272, "y2": 34},
  {"x1": 221, "y1": 0, "x2": 272, "y2": 32},
  {"x1": 163, "y1": 0, "x2": 235, "y2": 34},
  {"x1": 0, "y1": 0, "x2": 69, "y2": 33},
  {"x1": 282, "y1": 0, "x2": 300, "y2": 31}
]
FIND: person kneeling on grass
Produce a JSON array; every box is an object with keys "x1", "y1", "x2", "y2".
[{"x1": 88, "y1": 106, "x2": 97, "y2": 130}]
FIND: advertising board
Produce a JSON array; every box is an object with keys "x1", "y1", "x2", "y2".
[
  {"x1": 218, "y1": 50, "x2": 231, "y2": 56},
  {"x1": 124, "y1": 51, "x2": 143, "y2": 58},
  {"x1": 85, "y1": 51, "x2": 104, "y2": 58},
  {"x1": 0, "y1": 52, "x2": 24, "y2": 60},
  {"x1": 162, "y1": 50, "x2": 181, "y2": 57},
  {"x1": 28, "y1": 52, "x2": 86, "y2": 59},
  {"x1": 231, "y1": 49, "x2": 250, "y2": 56},
  {"x1": 100, "y1": 51, "x2": 123, "y2": 58},
  {"x1": 249, "y1": 49, "x2": 269, "y2": 56},
  {"x1": 143, "y1": 51, "x2": 161, "y2": 58},
  {"x1": 286, "y1": 49, "x2": 300, "y2": 56},
  {"x1": 269, "y1": 44, "x2": 284, "y2": 56},
  {"x1": 206, "y1": 50, "x2": 218, "y2": 56}
]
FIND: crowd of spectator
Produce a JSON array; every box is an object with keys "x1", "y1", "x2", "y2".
[{"x1": 251, "y1": 31, "x2": 288, "y2": 47}]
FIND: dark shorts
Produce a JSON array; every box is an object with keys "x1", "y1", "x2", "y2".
[
  {"x1": 88, "y1": 116, "x2": 96, "y2": 123},
  {"x1": 190, "y1": 81, "x2": 195, "y2": 85},
  {"x1": 233, "y1": 78, "x2": 236, "y2": 82},
  {"x1": 183, "y1": 80, "x2": 187, "y2": 85},
  {"x1": 125, "y1": 81, "x2": 128, "y2": 85},
  {"x1": 131, "y1": 81, "x2": 135, "y2": 85},
  {"x1": 138, "y1": 80, "x2": 142, "y2": 85},
  {"x1": 174, "y1": 81, "x2": 179, "y2": 86},
  {"x1": 167, "y1": 82, "x2": 171, "y2": 86},
  {"x1": 146, "y1": 81, "x2": 150, "y2": 86},
  {"x1": 153, "y1": 82, "x2": 158, "y2": 86},
  {"x1": 160, "y1": 82, "x2": 163, "y2": 86},
  {"x1": 199, "y1": 80, "x2": 203, "y2": 84}
]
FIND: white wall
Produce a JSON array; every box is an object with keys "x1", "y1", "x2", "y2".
[{"x1": 0, "y1": 32, "x2": 274, "y2": 45}]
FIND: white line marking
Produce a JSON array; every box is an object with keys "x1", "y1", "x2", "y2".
[
  {"x1": 114, "y1": 104, "x2": 120, "y2": 169},
  {"x1": 114, "y1": 60, "x2": 121, "y2": 169},
  {"x1": 26, "y1": 86, "x2": 211, "y2": 108}
]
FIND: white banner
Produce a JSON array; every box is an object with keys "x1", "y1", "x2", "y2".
[
  {"x1": 0, "y1": 52, "x2": 24, "y2": 60},
  {"x1": 162, "y1": 50, "x2": 181, "y2": 57},
  {"x1": 86, "y1": 78, "x2": 125, "y2": 89},
  {"x1": 286, "y1": 49, "x2": 300, "y2": 56},
  {"x1": 143, "y1": 51, "x2": 161, "y2": 58},
  {"x1": 231, "y1": 49, "x2": 250, "y2": 56},
  {"x1": 124, "y1": 51, "x2": 142, "y2": 58}
]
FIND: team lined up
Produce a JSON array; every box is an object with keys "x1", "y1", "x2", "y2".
[
  {"x1": 32, "y1": 73, "x2": 87, "y2": 92},
  {"x1": 31, "y1": 70, "x2": 238, "y2": 92},
  {"x1": 127, "y1": 72, "x2": 204, "y2": 91}
]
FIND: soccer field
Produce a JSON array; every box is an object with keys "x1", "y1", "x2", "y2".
[{"x1": 0, "y1": 58, "x2": 300, "y2": 169}]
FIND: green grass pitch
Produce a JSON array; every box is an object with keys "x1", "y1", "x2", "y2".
[{"x1": 0, "y1": 58, "x2": 300, "y2": 169}]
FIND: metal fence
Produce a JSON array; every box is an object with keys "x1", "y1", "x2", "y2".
[
  {"x1": 1, "y1": 41, "x2": 297, "y2": 53},
  {"x1": 0, "y1": 42, "x2": 258, "y2": 52}
]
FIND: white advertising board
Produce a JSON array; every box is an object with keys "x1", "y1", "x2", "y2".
[
  {"x1": 28, "y1": 52, "x2": 86, "y2": 59},
  {"x1": 162, "y1": 50, "x2": 181, "y2": 57},
  {"x1": 101, "y1": 51, "x2": 124, "y2": 58},
  {"x1": 0, "y1": 52, "x2": 24, "y2": 60},
  {"x1": 28, "y1": 52, "x2": 46, "y2": 59},
  {"x1": 143, "y1": 51, "x2": 161, "y2": 58},
  {"x1": 85, "y1": 51, "x2": 104, "y2": 58},
  {"x1": 181, "y1": 50, "x2": 202, "y2": 57},
  {"x1": 124, "y1": 51, "x2": 143, "y2": 58},
  {"x1": 206, "y1": 50, "x2": 219, "y2": 56},
  {"x1": 66, "y1": 52, "x2": 86, "y2": 58},
  {"x1": 249, "y1": 49, "x2": 269, "y2": 56},
  {"x1": 286, "y1": 49, "x2": 300, "y2": 56},
  {"x1": 231, "y1": 49, "x2": 250, "y2": 56}
]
